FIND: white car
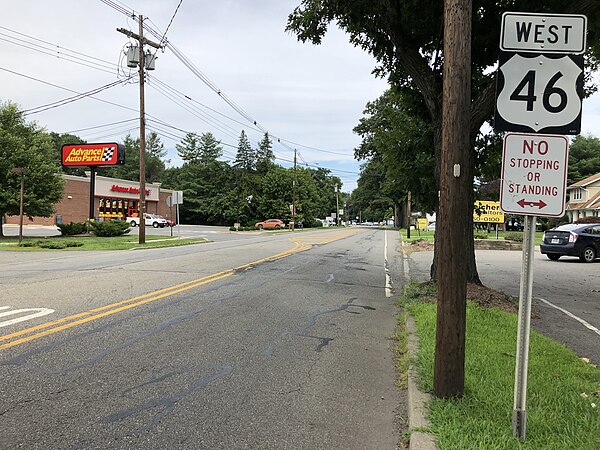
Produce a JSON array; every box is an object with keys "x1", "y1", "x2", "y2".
[{"x1": 127, "y1": 213, "x2": 167, "y2": 228}]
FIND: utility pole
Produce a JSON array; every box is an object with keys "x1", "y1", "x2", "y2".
[
  {"x1": 117, "y1": 17, "x2": 161, "y2": 245},
  {"x1": 433, "y1": 0, "x2": 472, "y2": 399},
  {"x1": 335, "y1": 184, "x2": 340, "y2": 226},
  {"x1": 11, "y1": 167, "x2": 25, "y2": 244},
  {"x1": 407, "y1": 191, "x2": 412, "y2": 239},
  {"x1": 292, "y1": 149, "x2": 297, "y2": 230}
]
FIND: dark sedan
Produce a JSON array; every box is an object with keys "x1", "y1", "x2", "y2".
[{"x1": 540, "y1": 223, "x2": 600, "y2": 263}]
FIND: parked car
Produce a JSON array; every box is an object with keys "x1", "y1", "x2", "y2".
[
  {"x1": 157, "y1": 215, "x2": 176, "y2": 227},
  {"x1": 540, "y1": 223, "x2": 600, "y2": 263},
  {"x1": 127, "y1": 213, "x2": 167, "y2": 228},
  {"x1": 255, "y1": 219, "x2": 284, "y2": 230}
]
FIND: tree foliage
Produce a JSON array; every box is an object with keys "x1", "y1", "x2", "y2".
[
  {"x1": 101, "y1": 133, "x2": 166, "y2": 182},
  {"x1": 567, "y1": 134, "x2": 600, "y2": 184},
  {"x1": 0, "y1": 101, "x2": 64, "y2": 236}
]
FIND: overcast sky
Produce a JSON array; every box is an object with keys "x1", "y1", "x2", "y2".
[
  {"x1": 1, "y1": 0, "x2": 391, "y2": 192},
  {"x1": 2, "y1": 2, "x2": 600, "y2": 193}
]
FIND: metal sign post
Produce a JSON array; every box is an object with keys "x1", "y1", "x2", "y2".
[
  {"x1": 496, "y1": 11, "x2": 587, "y2": 441},
  {"x1": 512, "y1": 214, "x2": 536, "y2": 439}
]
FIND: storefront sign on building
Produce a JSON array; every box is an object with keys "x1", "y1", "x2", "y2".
[{"x1": 473, "y1": 200, "x2": 505, "y2": 223}]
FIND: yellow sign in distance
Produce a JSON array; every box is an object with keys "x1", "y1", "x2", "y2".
[
  {"x1": 417, "y1": 218, "x2": 428, "y2": 230},
  {"x1": 474, "y1": 200, "x2": 505, "y2": 223}
]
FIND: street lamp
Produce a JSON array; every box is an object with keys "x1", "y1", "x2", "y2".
[{"x1": 11, "y1": 167, "x2": 26, "y2": 244}]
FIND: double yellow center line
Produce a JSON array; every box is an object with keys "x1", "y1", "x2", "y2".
[{"x1": 1, "y1": 229, "x2": 361, "y2": 350}]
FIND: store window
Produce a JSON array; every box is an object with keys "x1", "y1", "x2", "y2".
[{"x1": 98, "y1": 198, "x2": 138, "y2": 220}]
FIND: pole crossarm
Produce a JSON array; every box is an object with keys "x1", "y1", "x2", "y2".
[{"x1": 116, "y1": 28, "x2": 163, "y2": 49}]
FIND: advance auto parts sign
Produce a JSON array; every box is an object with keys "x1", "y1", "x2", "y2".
[{"x1": 61, "y1": 143, "x2": 125, "y2": 166}]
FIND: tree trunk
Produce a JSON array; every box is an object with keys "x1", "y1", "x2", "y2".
[{"x1": 433, "y1": 0, "x2": 472, "y2": 399}]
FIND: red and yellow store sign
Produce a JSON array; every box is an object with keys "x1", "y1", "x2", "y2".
[{"x1": 61, "y1": 143, "x2": 125, "y2": 166}]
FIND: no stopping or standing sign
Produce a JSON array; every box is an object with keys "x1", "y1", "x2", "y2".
[{"x1": 500, "y1": 133, "x2": 569, "y2": 217}]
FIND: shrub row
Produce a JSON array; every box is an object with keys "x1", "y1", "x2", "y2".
[
  {"x1": 57, "y1": 220, "x2": 131, "y2": 237},
  {"x1": 19, "y1": 240, "x2": 84, "y2": 249}
]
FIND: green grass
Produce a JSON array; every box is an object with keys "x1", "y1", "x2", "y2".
[
  {"x1": 400, "y1": 229, "x2": 545, "y2": 246},
  {"x1": 402, "y1": 286, "x2": 600, "y2": 449},
  {"x1": 0, "y1": 234, "x2": 208, "y2": 251}
]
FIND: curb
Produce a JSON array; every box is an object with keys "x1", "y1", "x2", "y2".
[{"x1": 406, "y1": 315, "x2": 437, "y2": 450}]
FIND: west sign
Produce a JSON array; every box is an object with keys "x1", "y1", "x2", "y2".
[
  {"x1": 500, "y1": 133, "x2": 569, "y2": 217},
  {"x1": 500, "y1": 12, "x2": 587, "y2": 54},
  {"x1": 61, "y1": 143, "x2": 125, "y2": 167}
]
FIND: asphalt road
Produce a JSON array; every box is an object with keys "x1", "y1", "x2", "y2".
[
  {"x1": 0, "y1": 228, "x2": 406, "y2": 449},
  {"x1": 407, "y1": 248, "x2": 600, "y2": 366}
]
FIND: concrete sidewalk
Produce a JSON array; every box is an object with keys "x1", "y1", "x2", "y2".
[{"x1": 1, "y1": 224, "x2": 61, "y2": 237}]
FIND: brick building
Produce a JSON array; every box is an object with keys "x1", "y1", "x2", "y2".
[{"x1": 5, "y1": 173, "x2": 176, "y2": 226}]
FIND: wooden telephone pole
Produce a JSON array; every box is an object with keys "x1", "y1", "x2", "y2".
[
  {"x1": 292, "y1": 149, "x2": 297, "y2": 230},
  {"x1": 433, "y1": 0, "x2": 472, "y2": 398},
  {"x1": 117, "y1": 16, "x2": 161, "y2": 244}
]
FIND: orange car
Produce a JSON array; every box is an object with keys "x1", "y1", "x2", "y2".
[{"x1": 255, "y1": 219, "x2": 285, "y2": 230}]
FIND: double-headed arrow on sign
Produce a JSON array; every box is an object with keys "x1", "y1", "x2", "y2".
[{"x1": 517, "y1": 199, "x2": 547, "y2": 209}]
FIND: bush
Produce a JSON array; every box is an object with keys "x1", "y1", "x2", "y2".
[
  {"x1": 18, "y1": 241, "x2": 41, "y2": 247},
  {"x1": 474, "y1": 232, "x2": 488, "y2": 239},
  {"x1": 65, "y1": 241, "x2": 84, "y2": 248},
  {"x1": 90, "y1": 220, "x2": 131, "y2": 237},
  {"x1": 504, "y1": 232, "x2": 523, "y2": 242},
  {"x1": 57, "y1": 221, "x2": 87, "y2": 236},
  {"x1": 229, "y1": 226, "x2": 238, "y2": 231},
  {"x1": 39, "y1": 241, "x2": 68, "y2": 249},
  {"x1": 303, "y1": 218, "x2": 323, "y2": 228}
]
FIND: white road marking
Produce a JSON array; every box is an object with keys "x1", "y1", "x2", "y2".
[
  {"x1": 0, "y1": 307, "x2": 55, "y2": 328},
  {"x1": 537, "y1": 297, "x2": 600, "y2": 337},
  {"x1": 384, "y1": 230, "x2": 392, "y2": 297}
]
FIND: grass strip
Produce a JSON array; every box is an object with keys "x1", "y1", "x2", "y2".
[
  {"x1": 402, "y1": 284, "x2": 600, "y2": 449},
  {"x1": 398, "y1": 229, "x2": 545, "y2": 246},
  {"x1": 0, "y1": 235, "x2": 208, "y2": 251}
]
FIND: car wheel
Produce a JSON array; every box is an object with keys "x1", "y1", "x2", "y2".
[
  {"x1": 258, "y1": 224, "x2": 263, "y2": 230},
  {"x1": 275, "y1": 225, "x2": 281, "y2": 230},
  {"x1": 130, "y1": 221, "x2": 137, "y2": 227},
  {"x1": 152, "y1": 222, "x2": 159, "y2": 228},
  {"x1": 579, "y1": 246, "x2": 596, "y2": 263},
  {"x1": 547, "y1": 254, "x2": 560, "y2": 261}
]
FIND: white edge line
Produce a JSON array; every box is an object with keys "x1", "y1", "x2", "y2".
[
  {"x1": 384, "y1": 230, "x2": 392, "y2": 297},
  {"x1": 536, "y1": 297, "x2": 600, "y2": 336}
]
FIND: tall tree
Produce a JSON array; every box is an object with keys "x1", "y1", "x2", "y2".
[
  {"x1": 0, "y1": 101, "x2": 64, "y2": 236},
  {"x1": 176, "y1": 132, "x2": 201, "y2": 163},
  {"x1": 177, "y1": 132, "x2": 223, "y2": 165},
  {"x1": 102, "y1": 133, "x2": 166, "y2": 182},
  {"x1": 256, "y1": 132, "x2": 275, "y2": 174},
  {"x1": 198, "y1": 132, "x2": 223, "y2": 165},
  {"x1": 145, "y1": 131, "x2": 167, "y2": 182},
  {"x1": 233, "y1": 130, "x2": 255, "y2": 171},
  {"x1": 287, "y1": 0, "x2": 600, "y2": 284},
  {"x1": 353, "y1": 88, "x2": 437, "y2": 216}
]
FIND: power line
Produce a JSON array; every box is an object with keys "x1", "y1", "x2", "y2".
[
  {"x1": 23, "y1": 78, "x2": 133, "y2": 115},
  {"x1": 59, "y1": 118, "x2": 139, "y2": 135},
  {"x1": 0, "y1": 66, "x2": 139, "y2": 114}
]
